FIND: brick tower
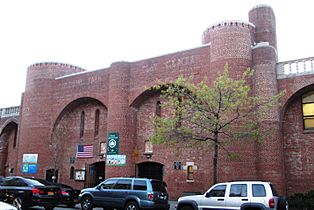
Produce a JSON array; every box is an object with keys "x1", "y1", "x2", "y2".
[
  {"x1": 249, "y1": 5, "x2": 285, "y2": 192},
  {"x1": 17, "y1": 63, "x2": 85, "y2": 175}
]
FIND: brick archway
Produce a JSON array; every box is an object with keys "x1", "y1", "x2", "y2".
[
  {"x1": 49, "y1": 97, "x2": 108, "y2": 190},
  {"x1": 281, "y1": 85, "x2": 314, "y2": 195},
  {"x1": 0, "y1": 121, "x2": 18, "y2": 176}
]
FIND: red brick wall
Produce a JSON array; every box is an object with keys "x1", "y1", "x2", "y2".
[
  {"x1": 129, "y1": 45, "x2": 211, "y2": 107},
  {"x1": 7, "y1": 4, "x2": 314, "y2": 199},
  {"x1": 134, "y1": 94, "x2": 259, "y2": 199},
  {"x1": 53, "y1": 100, "x2": 108, "y2": 190},
  {"x1": 282, "y1": 96, "x2": 314, "y2": 195}
]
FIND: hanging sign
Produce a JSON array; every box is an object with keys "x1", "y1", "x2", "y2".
[{"x1": 108, "y1": 132, "x2": 119, "y2": 154}]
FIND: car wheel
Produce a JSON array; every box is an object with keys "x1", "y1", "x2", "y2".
[
  {"x1": 180, "y1": 205, "x2": 194, "y2": 210},
  {"x1": 12, "y1": 196, "x2": 23, "y2": 210},
  {"x1": 277, "y1": 196, "x2": 288, "y2": 210},
  {"x1": 81, "y1": 196, "x2": 93, "y2": 210},
  {"x1": 125, "y1": 201, "x2": 139, "y2": 210}
]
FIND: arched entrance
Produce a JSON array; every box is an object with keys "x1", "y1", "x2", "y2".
[
  {"x1": 0, "y1": 121, "x2": 18, "y2": 176},
  {"x1": 137, "y1": 162, "x2": 164, "y2": 181},
  {"x1": 86, "y1": 161, "x2": 106, "y2": 187},
  {"x1": 51, "y1": 97, "x2": 108, "y2": 189}
]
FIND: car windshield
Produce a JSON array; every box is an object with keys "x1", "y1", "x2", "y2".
[{"x1": 151, "y1": 181, "x2": 167, "y2": 192}]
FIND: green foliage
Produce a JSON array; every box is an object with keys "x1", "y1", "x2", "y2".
[
  {"x1": 149, "y1": 65, "x2": 284, "y2": 184},
  {"x1": 149, "y1": 65, "x2": 284, "y2": 146}
]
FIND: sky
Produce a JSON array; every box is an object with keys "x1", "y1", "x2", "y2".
[{"x1": 0, "y1": 0, "x2": 313, "y2": 107}]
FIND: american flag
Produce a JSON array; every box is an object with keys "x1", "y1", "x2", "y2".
[{"x1": 76, "y1": 145, "x2": 93, "y2": 158}]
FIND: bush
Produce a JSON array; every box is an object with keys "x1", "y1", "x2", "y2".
[{"x1": 289, "y1": 190, "x2": 314, "y2": 210}]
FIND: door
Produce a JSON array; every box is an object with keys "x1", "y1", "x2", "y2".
[
  {"x1": 111, "y1": 179, "x2": 132, "y2": 209},
  {"x1": 45, "y1": 169, "x2": 58, "y2": 183},
  {"x1": 85, "y1": 164, "x2": 94, "y2": 188},
  {"x1": 85, "y1": 161, "x2": 106, "y2": 187},
  {"x1": 201, "y1": 184, "x2": 227, "y2": 208},
  {"x1": 137, "y1": 162, "x2": 163, "y2": 181},
  {"x1": 225, "y1": 184, "x2": 249, "y2": 209},
  {"x1": 95, "y1": 161, "x2": 106, "y2": 184},
  {"x1": 250, "y1": 184, "x2": 268, "y2": 206},
  {"x1": 93, "y1": 179, "x2": 117, "y2": 207}
]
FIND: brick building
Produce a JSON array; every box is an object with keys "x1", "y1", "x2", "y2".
[{"x1": 1, "y1": 5, "x2": 314, "y2": 199}]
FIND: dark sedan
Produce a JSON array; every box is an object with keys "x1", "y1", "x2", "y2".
[
  {"x1": 50, "y1": 183, "x2": 80, "y2": 208},
  {"x1": 0, "y1": 176, "x2": 62, "y2": 210}
]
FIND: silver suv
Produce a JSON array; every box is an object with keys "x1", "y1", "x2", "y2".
[
  {"x1": 177, "y1": 181, "x2": 288, "y2": 210},
  {"x1": 79, "y1": 177, "x2": 169, "y2": 210}
]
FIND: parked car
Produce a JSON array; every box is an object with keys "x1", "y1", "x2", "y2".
[
  {"x1": 0, "y1": 201, "x2": 18, "y2": 210},
  {"x1": 0, "y1": 176, "x2": 62, "y2": 210},
  {"x1": 79, "y1": 177, "x2": 170, "y2": 210},
  {"x1": 50, "y1": 182, "x2": 80, "y2": 208},
  {"x1": 176, "y1": 181, "x2": 288, "y2": 210}
]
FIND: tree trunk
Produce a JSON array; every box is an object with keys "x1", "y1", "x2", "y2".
[{"x1": 213, "y1": 132, "x2": 218, "y2": 184}]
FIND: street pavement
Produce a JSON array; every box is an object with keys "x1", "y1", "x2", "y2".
[{"x1": 29, "y1": 200, "x2": 177, "y2": 210}]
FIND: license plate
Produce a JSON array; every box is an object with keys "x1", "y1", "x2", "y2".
[{"x1": 48, "y1": 191, "x2": 54, "y2": 195}]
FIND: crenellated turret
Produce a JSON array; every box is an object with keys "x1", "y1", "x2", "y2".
[
  {"x1": 26, "y1": 62, "x2": 85, "y2": 91},
  {"x1": 18, "y1": 62, "x2": 86, "y2": 175},
  {"x1": 202, "y1": 20, "x2": 255, "y2": 76}
]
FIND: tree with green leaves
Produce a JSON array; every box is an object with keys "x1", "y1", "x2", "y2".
[{"x1": 149, "y1": 65, "x2": 284, "y2": 184}]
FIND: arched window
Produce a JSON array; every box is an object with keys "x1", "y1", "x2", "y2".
[
  {"x1": 70, "y1": 166, "x2": 75, "y2": 179},
  {"x1": 13, "y1": 127, "x2": 17, "y2": 148},
  {"x1": 302, "y1": 91, "x2": 314, "y2": 130},
  {"x1": 156, "y1": 101, "x2": 161, "y2": 117},
  {"x1": 94, "y1": 109, "x2": 100, "y2": 138},
  {"x1": 80, "y1": 111, "x2": 85, "y2": 138}
]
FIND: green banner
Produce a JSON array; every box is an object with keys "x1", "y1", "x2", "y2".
[{"x1": 108, "y1": 132, "x2": 119, "y2": 154}]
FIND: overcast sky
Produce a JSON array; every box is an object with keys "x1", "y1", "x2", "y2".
[{"x1": 0, "y1": 0, "x2": 313, "y2": 107}]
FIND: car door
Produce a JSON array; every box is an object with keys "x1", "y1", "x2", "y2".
[
  {"x1": 250, "y1": 184, "x2": 268, "y2": 206},
  {"x1": 225, "y1": 183, "x2": 249, "y2": 209},
  {"x1": 93, "y1": 179, "x2": 117, "y2": 207},
  {"x1": 4, "y1": 178, "x2": 29, "y2": 203},
  {"x1": 111, "y1": 179, "x2": 132, "y2": 209},
  {"x1": 200, "y1": 184, "x2": 226, "y2": 209}
]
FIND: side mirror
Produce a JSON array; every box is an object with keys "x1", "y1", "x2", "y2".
[
  {"x1": 205, "y1": 192, "x2": 211, "y2": 198},
  {"x1": 96, "y1": 185, "x2": 101, "y2": 190}
]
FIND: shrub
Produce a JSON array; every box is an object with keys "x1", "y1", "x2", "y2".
[{"x1": 289, "y1": 190, "x2": 314, "y2": 210}]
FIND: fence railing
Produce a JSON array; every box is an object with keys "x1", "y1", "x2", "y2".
[
  {"x1": 277, "y1": 57, "x2": 314, "y2": 79},
  {"x1": 0, "y1": 106, "x2": 20, "y2": 118}
]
